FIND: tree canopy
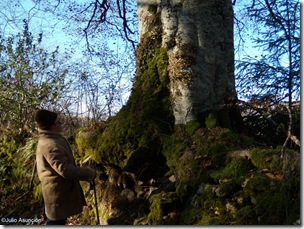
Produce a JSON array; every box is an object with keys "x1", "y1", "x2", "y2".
[{"x1": 0, "y1": 21, "x2": 69, "y2": 134}]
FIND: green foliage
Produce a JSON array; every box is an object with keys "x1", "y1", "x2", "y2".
[
  {"x1": 16, "y1": 137, "x2": 38, "y2": 165},
  {"x1": 162, "y1": 139, "x2": 186, "y2": 176},
  {"x1": 0, "y1": 21, "x2": 70, "y2": 133},
  {"x1": 147, "y1": 193, "x2": 163, "y2": 224},
  {"x1": 33, "y1": 183, "x2": 43, "y2": 203},
  {"x1": 13, "y1": 137, "x2": 38, "y2": 184},
  {"x1": 205, "y1": 112, "x2": 218, "y2": 129},
  {"x1": 208, "y1": 143, "x2": 228, "y2": 167},
  {"x1": 185, "y1": 120, "x2": 201, "y2": 136},
  {"x1": 0, "y1": 135, "x2": 41, "y2": 214},
  {"x1": 0, "y1": 136, "x2": 22, "y2": 187}
]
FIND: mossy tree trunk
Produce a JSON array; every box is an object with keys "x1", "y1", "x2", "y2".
[
  {"x1": 137, "y1": 0, "x2": 241, "y2": 129},
  {"x1": 93, "y1": 0, "x2": 241, "y2": 177}
]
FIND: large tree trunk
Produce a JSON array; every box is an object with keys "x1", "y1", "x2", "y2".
[
  {"x1": 92, "y1": 1, "x2": 239, "y2": 223},
  {"x1": 138, "y1": 0, "x2": 235, "y2": 124}
]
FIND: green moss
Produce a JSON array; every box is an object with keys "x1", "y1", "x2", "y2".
[
  {"x1": 218, "y1": 128, "x2": 235, "y2": 140},
  {"x1": 162, "y1": 130, "x2": 188, "y2": 175},
  {"x1": 175, "y1": 180, "x2": 191, "y2": 200},
  {"x1": 217, "y1": 180, "x2": 240, "y2": 197},
  {"x1": 181, "y1": 206, "x2": 204, "y2": 225},
  {"x1": 203, "y1": 199, "x2": 227, "y2": 223},
  {"x1": 205, "y1": 112, "x2": 218, "y2": 128},
  {"x1": 147, "y1": 193, "x2": 163, "y2": 224},
  {"x1": 134, "y1": 216, "x2": 149, "y2": 225},
  {"x1": 92, "y1": 18, "x2": 174, "y2": 172},
  {"x1": 185, "y1": 120, "x2": 201, "y2": 135},
  {"x1": 245, "y1": 173, "x2": 270, "y2": 191},
  {"x1": 135, "y1": 47, "x2": 169, "y2": 95},
  {"x1": 74, "y1": 128, "x2": 98, "y2": 159},
  {"x1": 250, "y1": 148, "x2": 281, "y2": 170},
  {"x1": 219, "y1": 129, "x2": 239, "y2": 145},
  {"x1": 210, "y1": 158, "x2": 254, "y2": 185},
  {"x1": 199, "y1": 214, "x2": 222, "y2": 225},
  {"x1": 208, "y1": 143, "x2": 228, "y2": 166},
  {"x1": 143, "y1": 192, "x2": 179, "y2": 225},
  {"x1": 234, "y1": 206, "x2": 257, "y2": 224},
  {"x1": 203, "y1": 184, "x2": 216, "y2": 200}
]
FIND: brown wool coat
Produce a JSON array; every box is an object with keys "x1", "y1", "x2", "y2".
[{"x1": 36, "y1": 129, "x2": 95, "y2": 221}]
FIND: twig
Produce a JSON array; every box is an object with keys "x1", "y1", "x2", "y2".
[
  {"x1": 116, "y1": 0, "x2": 136, "y2": 49},
  {"x1": 281, "y1": 105, "x2": 292, "y2": 158}
]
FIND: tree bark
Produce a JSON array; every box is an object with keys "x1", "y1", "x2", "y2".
[{"x1": 137, "y1": 0, "x2": 235, "y2": 124}]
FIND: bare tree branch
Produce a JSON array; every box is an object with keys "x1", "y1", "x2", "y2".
[{"x1": 116, "y1": 0, "x2": 135, "y2": 49}]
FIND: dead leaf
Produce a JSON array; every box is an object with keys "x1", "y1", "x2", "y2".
[
  {"x1": 191, "y1": 142, "x2": 196, "y2": 149},
  {"x1": 194, "y1": 155, "x2": 209, "y2": 160},
  {"x1": 264, "y1": 172, "x2": 283, "y2": 180},
  {"x1": 260, "y1": 169, "x2": 283, "y2": 180},
  {"x1": 260, "y1": 168, "x2": 270, "y2": 173},
  {"x1": 265, "y1": 156, "x2": 272, "y2": 162}
]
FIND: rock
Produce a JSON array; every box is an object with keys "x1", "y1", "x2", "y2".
[
  {"x1": 168, "y1": 175, "x2": 176, "y2": 183},
  {"x1": 121, "y1": 189, "x2": 135, "y2": 201}
]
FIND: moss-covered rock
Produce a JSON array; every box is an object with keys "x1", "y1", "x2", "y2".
[
  {"x1": 160, "y1": 123, "x2": 300, "y2": 225},
  {"x1": 73, "y1": 121, "x2": 300, "y2": 226},
  {"x1": 205, "y1": 112, "x2": 218, "y2": 129},
  {"x1": 74, "y1": 127, "x2": 99, "y2": 163}
]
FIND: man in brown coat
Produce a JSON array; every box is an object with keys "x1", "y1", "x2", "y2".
[{"x1": 35, "y1": 109, "x2": 96, "y2": 225}]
